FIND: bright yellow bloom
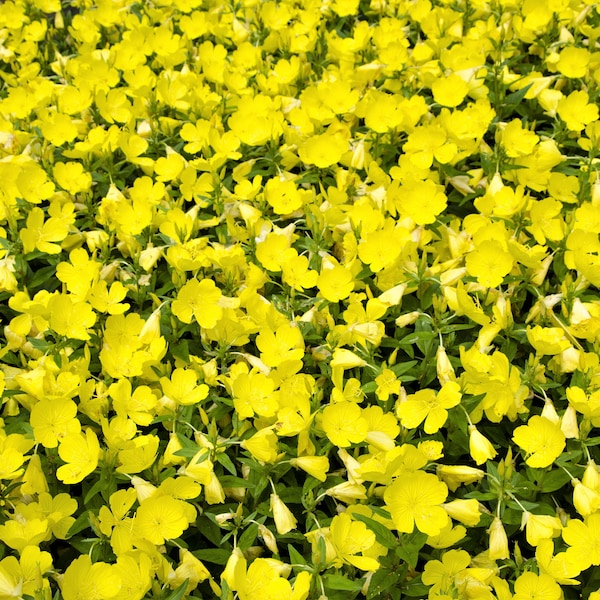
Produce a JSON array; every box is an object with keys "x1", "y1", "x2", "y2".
[
  {"x1": 322, "y1": 401, "x2": 368, "y2": 447},
  {"x1": 171, "y1": 278, "x2": 223, "y2": 329},
  {"x1": 384, "y1": 470, "x2": 449, "y2": 536},
  {"x1": 465, "y1": 240, "x2": 514, "y2": 288},
  {"x1": 512, "y1": 416, "x2": 565, "y2": 468},
  {"x1": 134, "y1": 495, "x2": 193, "y2": 545},
  {"x1": 513, "y1": 572, "x2": 561, "y2": 600},
  {"x1": 397, "y1": 381, "x2": 461, "y2": 434},
  {"x1": 56, "y1": 429, "x2": 100, "y2": 484}
]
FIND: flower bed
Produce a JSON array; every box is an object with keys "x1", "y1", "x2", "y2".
[{"x1": 1, "y1": 0, "x2": 600, "y2": 598}]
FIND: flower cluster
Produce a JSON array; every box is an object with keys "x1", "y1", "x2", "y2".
[{"x1": 2, "y1": 0, "x2": 600, "y2": 599}]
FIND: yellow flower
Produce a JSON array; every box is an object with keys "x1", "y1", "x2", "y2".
[
  {"x1": 465, "y1": 240, "x2": 514, "y2": 288},
  {"x1": 60, "y1": 555, "x2": 121, "y2": 600},
  {"x1": 556, "y1": 46, "x2": 590, "y2": 79},
  {"x1": 171, "y1": 278, "x2": 223, "y2": 329},
  {"x1": 322, "y1": 401, "x2": 368, "y2": 447},
  {"x1": 432, "y1": 73, "x2": 469, "y2": 107},
  {"x1": 397, "y1": 381, "x2": 461, "y2": 434},
  {"x1": 512, "y1": 416, "x2": 565, "y2": 468},
  {"x1": 526, "y1": 326, "x2": 570, "y2": 355},
  {"x1": 56, "y1": 429, "x2": 100, "y2": 484},
  {"x1": 513, "y1": 572, "x2": 561, "y2": 600},
  {"x1": 384, "y1": 470, "x2": 449, "y2": 536},
  {"x1": 329, "y1": 512, "x2": 379, "y2": 571},
  {"x1": 134, "y1": 495, "x2": 193, "y2": 545},
  {"x1": 317, "y1": 264, "x2": 354, "y2": 302},
  {"x1": 422, "y1": 549, "x2": 471, "y2": 594},
  {"x1": 557, "y1": 90, "x2": 599, "y2": 132},
  {"x1": 298, "y1": 132, "x2": 347, "y2": 168}
]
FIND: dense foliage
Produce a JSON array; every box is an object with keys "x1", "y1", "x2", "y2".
[{"x1": 1, "y1": 0, "x2": 600, "y2": 599}]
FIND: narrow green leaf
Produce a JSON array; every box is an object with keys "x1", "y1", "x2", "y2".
[{"x1": 352, "y1": 513, "x2": 397, "y2": 549}]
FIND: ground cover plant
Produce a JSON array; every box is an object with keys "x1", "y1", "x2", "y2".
[{"x1": 2, "y1": 0, "x2": 600, "y2": 598}]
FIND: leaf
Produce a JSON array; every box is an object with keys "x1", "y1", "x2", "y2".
[
  {"x1": 84, "y1": 479, "x2": 105, "y2": 505},
  {"x1": 66, "y1": 510, "x2": 92, "y2": 538},
  {"x1": 536, "y1": 468, "x2": 572, "y2": 493},
  {"x1": 504, "y1": 83, "x2": 533, "y2": 106},
  {"x1": 216, "y1": 451, "x2": 237, "y2": 476},
  {"x1": 352, "y1": 513, "x2": 397, "y2": 549},
  {"x1": 238, "y1": 522, "x2": 258, "y2": 550},
  {"x1": 288, "y1": 544, "x2": 308, "y2": 566},
  {"x1": 403, "y1": 577, "x2": 430, "y2": 597},
  {"x1": 323, "y1": 574, "x2": 364, "y2": 591},
  {"x1": 164, "y1": 580, "x2": 189, "y2": 600},
  {"x1": 193, "y1": 548, "x2": 232, "y2": 565},
  {"x1": 396, "y1": 531, "x2": 427, "y2": 568},
  {"x1": 390, "y1": 360, "x2": 418, "y2": 376},
  {"x1": 366, "y1": 566, "x2": 405, "y2": 600}
]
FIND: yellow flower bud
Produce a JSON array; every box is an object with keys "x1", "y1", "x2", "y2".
[
  {"x1": 270, "y1": 493, "x2": 297, "y2": 534},
  {"x1": 205, "y1": 470, "x2": 226, "y2": 505},
  {"x1": 468, "y1": 426, "x2": 497, "y2": 465},
  {"x1": 520, "y1": 512, "x2": 562, "y2": 546},
  {"x1": 572, "y1": 478, "x2": 600, "y2": 516},
  {"x1": 444, "y1": 498, "x2": 481, "y2": 526},
  {"x1": 258, "y1": 523, "x2": 279, "y2": 554},
  {"x1": 290, "y1": 455, "x2": 329, "y2": 482},
  {"x1": 436, "y1": 345, "x2": 455, "y2": 384},
  {"x1": 395, "y1": 311, "x2": 421, "y2": 328},
  {"x1": 437, "y1": 465, "x2": 485, "y2": 492},
  {"x1": 488, "y1": 516, "x2": 509, "y2": 560},
  {"x1": 541, "y1": 400, "x2": 560, "y2": 424}
]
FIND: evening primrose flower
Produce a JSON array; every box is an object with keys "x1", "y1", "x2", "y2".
[
  {"x1": 465, "y1": 240, "x2": 514, "y2": 288},
  {"x1": 512, "y1": 416, "x2": 566, "y2": 468},
  {"x1": 171, "y1": 278, "x2": 224, "y2": 329},
  {"x1": 397, "y1": 381, "x2": 461, "y2": 434},
  {"x1": 384, "y1": 470, "x2": 449, "y2": 536},
  {"x1": 322, "y1": 401, "x2": 368, "y2": 447}
]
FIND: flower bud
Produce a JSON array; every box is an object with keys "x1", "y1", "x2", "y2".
[
  {"x1": 436, "y1": 345, "x2": 455, "y2": 384},
  {"x1": 541, "y1": 400, "x2": 560, "y2": 424},
  {"x1": 395, "y1": 311, "x2": 421, "y2": 328},
  {"x1": 270, "y1": 493, "x2": 297, "y2": 534},
  {"x1": 469, "y1": 426, "x2": 497, "y2": 465},
  {"x1": 444, "y1": 498, "x2": 481, "y2": 526},
  {"x1": 258, "y1": 523, "x2": 279, "y2": 554},
  {"x1": 560, "y1": 405, "x2": 579, "y2": 439},
  {"x1": 488, "y1": 516, "x2": 509, "y2": 560},
  {"x1": 572, "y1": 478, "x2": 600, "y2": 516}
]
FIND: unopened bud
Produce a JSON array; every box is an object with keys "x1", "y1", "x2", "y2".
[{"x1": 488, "y1": 516, "x2": 509, "y2": 560}]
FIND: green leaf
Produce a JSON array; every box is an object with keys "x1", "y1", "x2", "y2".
[
  {"x1": 66, "y1": 510, "x2": 92, "y2": 539},
  {"x1": 535, "y1": 468, "x2": 571, "y2": 493},
  {"x1": 504, "y1": 83, "x2": 533, "y2": 106},
  {"x1": 352, "y1": 513, "x2": 397, "y2": 549},
  {"x1": 323, "y1": 574, "x2": 364, "y2": 591},
  {"x1": 288, "y1": 543, "x2": 308, "y2": 566},
  {"x1": 366, "y1": 565, "x2": 405, "y2": 600},
  {"x1": 83, "y1": 479, "x2": 105, "y2": 505},
  {"x1": 403, "y1": 577, "x2": 430, "y2": 597},
  {"x1": 164, "y1": 579, "x2": 189, "y2": 600},
  {"x1": 193, "y1": 548, "x2": 232, "y2": 565},
  {"x1": 216, "y1": 451, "x2": 237, "y2": 476},
  {"x1": 396, "y1": 531, "x2": 427, "y2": 568},
  {"x1": 238, "y1": 522, "x2": 259, "y2": 550}
]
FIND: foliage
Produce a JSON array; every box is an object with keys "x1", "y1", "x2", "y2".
[{"x1": 1, "y1": 0, "x2": 600, "y2": 599}]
